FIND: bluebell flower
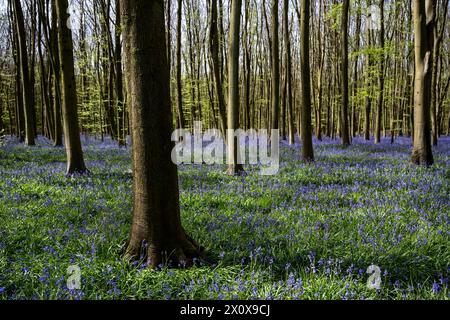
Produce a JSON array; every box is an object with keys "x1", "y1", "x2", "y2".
[
  {"x1": 432, "y1": 282, "x2": 441, "y2": 294},
  {"x1": 287, "y1": 273, "x2": 295, "y2": 287}
]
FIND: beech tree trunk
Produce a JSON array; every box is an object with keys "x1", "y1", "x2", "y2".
[
  {"x1": 270, "y1": 0, "x2": 280, "y2": 131},
  {"x1": 9, "y1": 0, "x2": 24, "y2": 141},
  {"x1": 175, "y1": 0, "x2": 185, "y2": 129},
  {"x1": 283, "y1": 0, "x2": 295, "y2": 145},
  {"x1": 352, "y1": 0, "x2": 361, "y2": 137},
  {"x1": 340, "y1": 0, "x2": 350, "y2": 146},
  {"x1": 300, "y1": 0, "x2": 314, "y2": 161},
  {"x1": 374, "y1": 0, "x2": 385, "y2": 144},
  {"x1": 56, "y1": 0, "x2": 88, "y2": 175},
  {"x1": 50, "y1": 0, "x2": 63, "y2": 146},
  {"x1": 115, "y1": 0, "x2": 125, "y2": 146},
  {"x1": 411, "y1": 0, "x2": 435, "y2": 165},
  {"x1": 227, "y1": 0, "x2": 244, "y2": 175},
  {"x1": 121, "y1": 0, "x2": 203, "y2": 268},
  {"x1": 364, "y1": 28, "x2": 373, "y2": 141},
  {"x1": 431, "y1": 0, "x2": 448, "y2": 145},
  {"x1": 209, "y1": 0, "x2": 227, "y2": 135},
  {"x1": 13, "y1": 0, "x2": 35, "y2": 146}
]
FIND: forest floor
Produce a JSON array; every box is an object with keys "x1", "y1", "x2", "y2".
[{"x1": 0, "y1": 135, "x2": 449, "y2": 300}]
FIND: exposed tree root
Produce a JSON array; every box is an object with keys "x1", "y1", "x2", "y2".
[{"x1": 122, "y1": 230, "x2": 206, "y2": 269}]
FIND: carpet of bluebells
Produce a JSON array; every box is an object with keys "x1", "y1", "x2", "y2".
[{"x1": 0, "y1": 134, "x2": 449, "y2": 300}]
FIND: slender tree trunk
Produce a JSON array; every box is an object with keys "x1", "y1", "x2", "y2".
[
  {"x1": 352, "y1": 0, "x2": 361, "y2": 138},
  {"x1": 315, "y1": 0, "x2": 325, "y2": 142},
  {"x1": 300, "y1": 0, "x2": 314, "y2": 161},
  {"x1": 374, "y1": 0, "x2": 385, "y2": 144},
  {"x1": 270, "y1": 0, "x2": 280, "y2": 131},
  {"x1": 0, "y1": 75, "x2": 3, "y2": 134},
  {"x1": 175, "y1": 0, "x2": 185, "y2": 129},
  {"x1": 37, "y1": 12, "x2": 50, "y2": 139},
  {"x1": 78, "y1": 0, "x2": 88, "y2": 136},
  {"x1": 284, "y1": 0, "x2": 295, "y2": 145},
  {"x1": 29, "y1": 0, "x2": 37, "y2": 138},
  {"x1": 56, "y1": 0, "x2": 88, "y2": 175},
  {"x1": 13, "y1": 0, "x2": 35, "y2": 146},
  {"x1": 9, "y1": 0, "x2": 23, "y2": 141},
  {"x1": 115, "y1": 0, "x2": 125, "y2": 146},
  {"x1": 340, "y1": 0, "x2": 350, "y2": 146},
  {"x1": 227, "y1": 0, "x2": 244, "y2": 175},
  {"x1": 166, "y1": 0, "x2": 171, "y2": 71},
  {"x1": 99, "y1": 0, "x2": 117, "y2": 140},
  {"x1": 364, "y1": 28, "x2": 373, "y2": 141},
  {"x1": 209, "y1": 0, "x2": 227, "y2": 135},
  {"x1": 431, "y1": 0, "x2": 448, "y2": 145},
  {"x1": 50, "y1": 0, "x2": 63, "y2": 146},
  {"x1": 121, "y1": 0, "x2": 203, "y2": 268},
  {"x1": 243, "y1": 1, "x2": 251, "y2": 131}
]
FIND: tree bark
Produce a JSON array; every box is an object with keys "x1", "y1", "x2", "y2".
[
  {"x1": 56, "y1": 0, "x2": 88, "y2": 175},
  {"x1": 364, "y1": 28, "x2": 373, "y2": 141},
  {"x1": 13, "y1": 0, "x2": 35, "y2": 146},
  {"x1": 227, "y1": 0, "x2": 244, "y2": 175},
  {"x1": 115, "y1": 0, "x2": 125, "y2": 146},
  {"x1": 300, "y1": 0, "x2": 314, "y2": 161},
  {"x1": 431, "y1": 0, "x2": 448, "y2": 145},
  {"x1": 121, "y1": 0, "x2": 203, "y2": 268},
  {"x1": 374, "y1": 0, "x2": 385, "y2": 144},
  {"x1": 352, "y1": 0, "x2": 362, "y2": 137},
  {"x1": 284, "y1": 0, "x2": 295, "y2": 145},
  {"x1": 50, "y1": 0, "x2": 63, "y2": 146},
  {"x1": 340, "y1": 0, "x2": 351, "y2": 146},
  {"x1": 175, "y1": 0, "x2": 185, "y2": 129},
  {"x1": 270, "y1": 0, "x2": 280, "y2": 131},
  {"x1": 411, "y1": 0, "x2": 435, "y2": 166},
  {"x1": 209, "y1": 0, "x2": 227, "y2": 135}
]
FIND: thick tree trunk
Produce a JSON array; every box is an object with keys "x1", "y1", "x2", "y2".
[
  {"x1": 411, "y1": 0, "x2": 435, "y2": 166},
  {"x1": 300, "y1": 0, "x2": 314, "y2": 161},
  {"x1": 121, "y1": 0, "x2": 203, "y2": 268},
  {"x1": 56, "y1": 0, "x2": 88, "y2": 175}
]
